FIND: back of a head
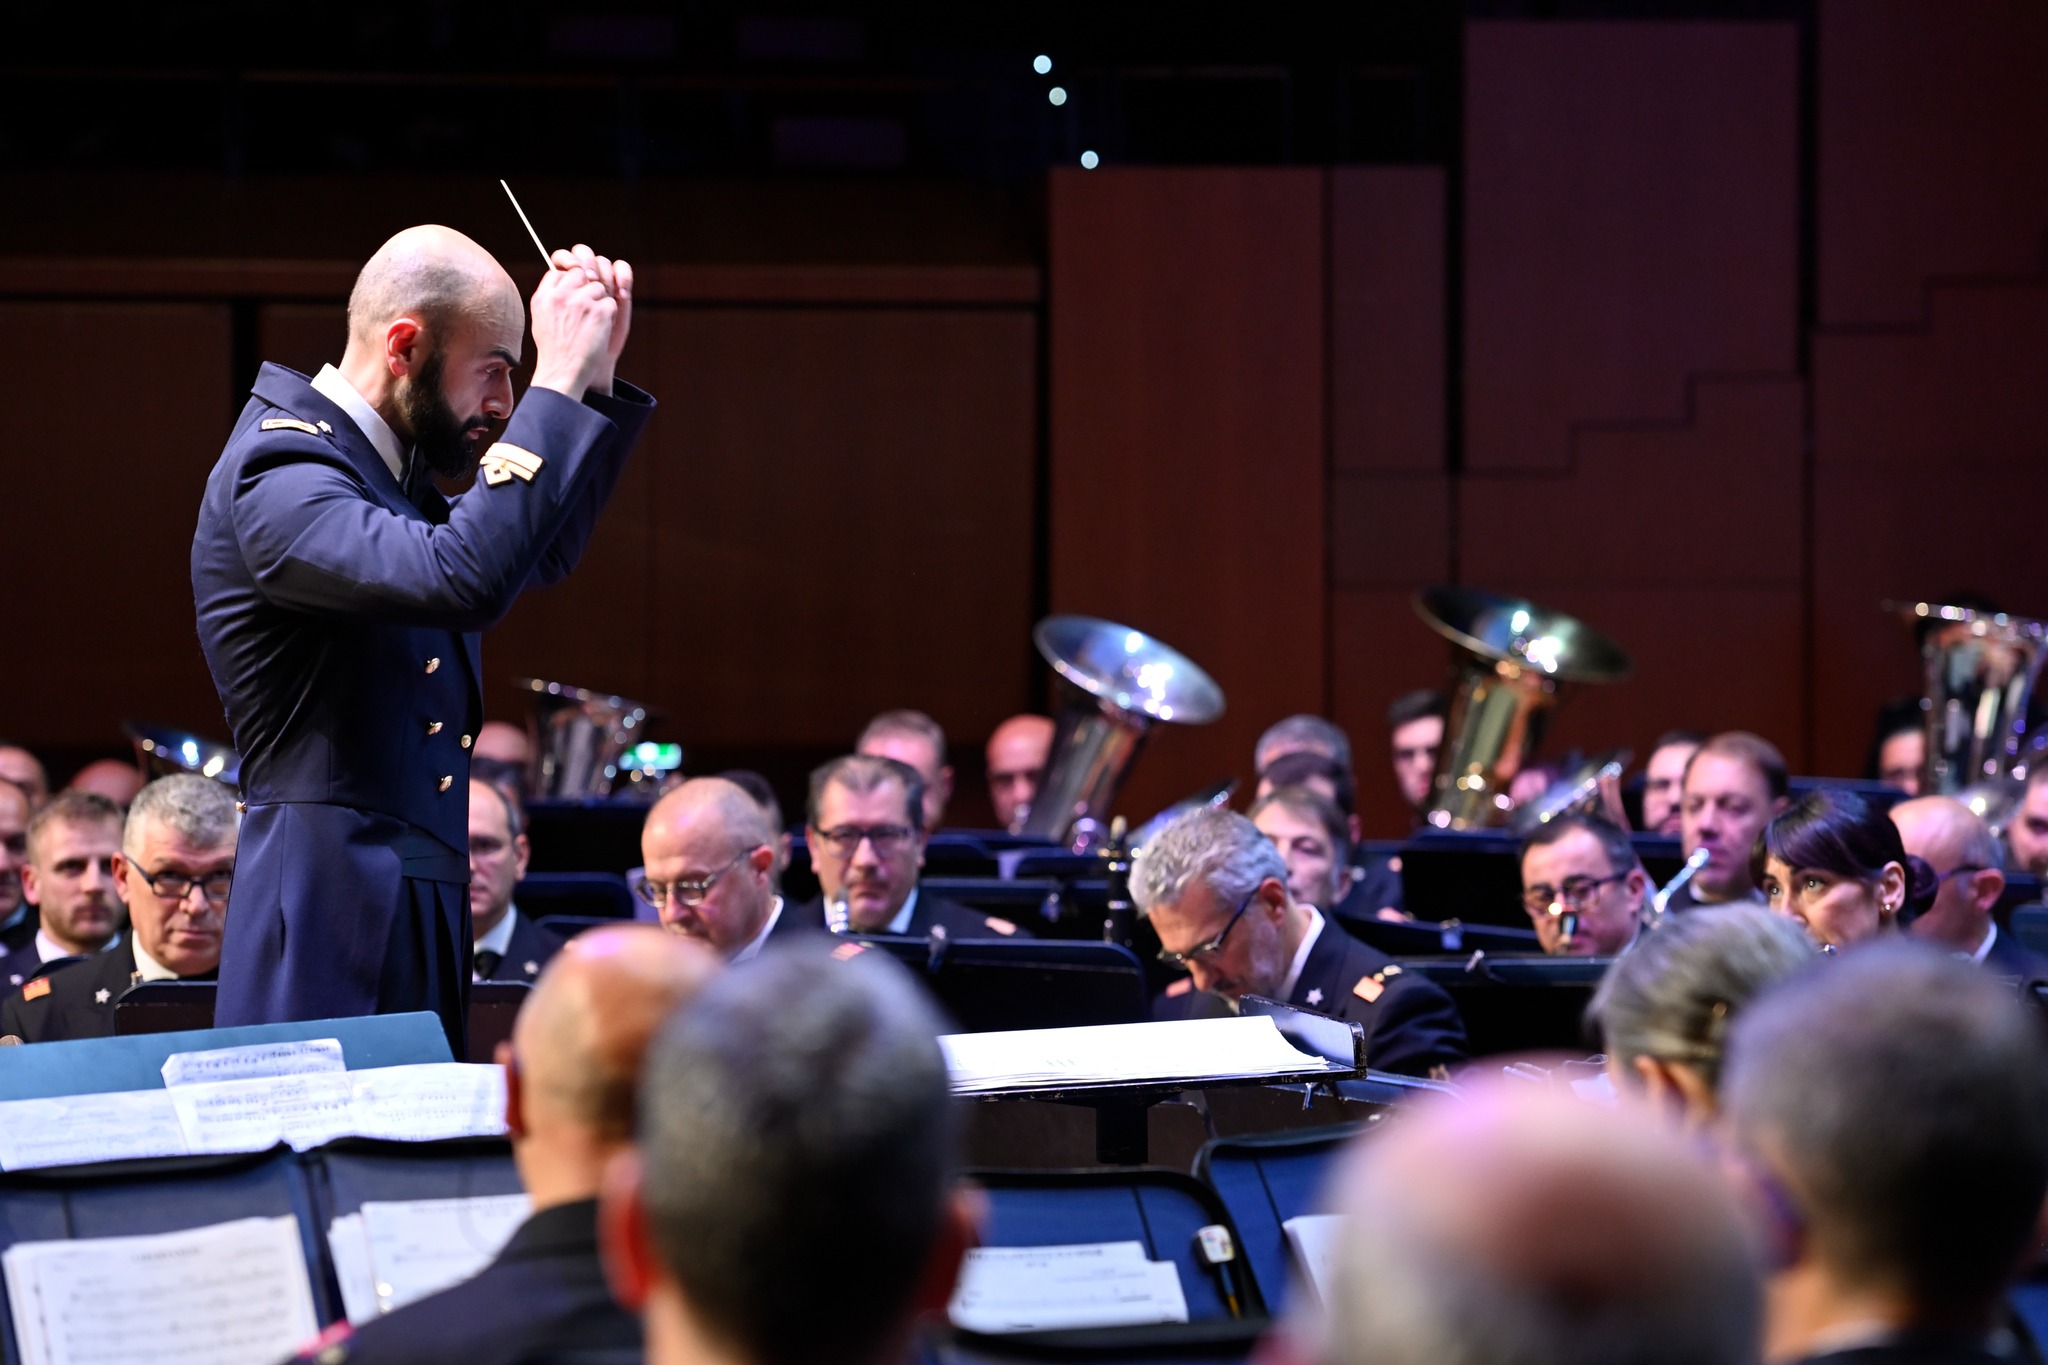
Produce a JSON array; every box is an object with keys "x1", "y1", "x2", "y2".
[
  {"x1": 1255, "y1": 715, "x2": 1354, "y2": 774},
  {"x1": 1723, "y1": 940, "x2": 2048, "y2": 1313},
  {"x1": 638, "y1": 946, "x2": 956, "y2": 1365},
  {"x1": 1314, "y1": 1081, "x2": 1760, "y2": 1365}
]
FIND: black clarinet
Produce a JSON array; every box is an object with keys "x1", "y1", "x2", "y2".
[{"x1": 1102, "y1": 816, "x2": 1135, "y2": 950}]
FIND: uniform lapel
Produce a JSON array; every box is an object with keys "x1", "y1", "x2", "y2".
[{"x1": 249, "y1": 365, "x2": 420, "y2": 520}]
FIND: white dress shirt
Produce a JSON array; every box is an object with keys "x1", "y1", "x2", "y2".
[
  {"x1": 732, "y1": 897, "x2": 785, "y2": 963},
  {"x1": 310, "y1": 364, "x2": 408, "y2": 484}
]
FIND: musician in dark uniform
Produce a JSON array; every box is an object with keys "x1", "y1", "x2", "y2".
[
  {"x1": 781, "y1": 754, "x2": 1028, "y2": 939},
  {"x1": 192, "y1": 225, "x2": 651, "y2": 1051},
  {"x1": 466, "y1": 779, "x2": 564, "y2": 984},
  {"x1": 0, "y1": 779, "x2": 32, "y2": 960},
  {"x1": 1136, "y1": 807, "x2": 1466, "y2": 1079},
  {"x1": 0, "y1": 774, "x2": 234, "y2": 1043}
]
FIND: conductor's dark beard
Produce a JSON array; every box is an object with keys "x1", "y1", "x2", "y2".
[{"x1": 396, "y1": 347, "x2": 494, "y2": 480}]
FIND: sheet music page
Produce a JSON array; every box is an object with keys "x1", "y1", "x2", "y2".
[
  {"x1": 1, "y1": 1215, "x2": 319, "y2": 1365},
  {"x1": 168, "y1": 1071, "x2": 356, "y2": 1154},
  {"x1": 1282, "y1": 1214, "x2": 1347, "y2": 1306},
  {"x1": 325, "y1": 1214, "x2": 381, "y2": 1324},
  {"x1": 940, "y1": 1015, "x2": 1338, "y2": 1094},
  {"x1": 948, "y1": 1241, "x2": 1190, "y2": 1333},
  {"x1": 0, "y1": 1090, "x2": 192, "y2": 1171},
  {"x1": 359, "y1": 1194, "x2": 531, "y2": 1314},
  {"x1": 161, "y1": 1038, "x2": 345, "y2": 1088},
  {"x1": 346, "y1": 1063, "x2": 508, "y2": 1142}
]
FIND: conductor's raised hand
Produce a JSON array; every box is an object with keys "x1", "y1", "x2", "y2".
[
  {"x1": 556, "y1": 243, "x2": 634, "y2": 392},
  {"x1": 528, "y1": 250, "x2": 618, "y2": 400}
]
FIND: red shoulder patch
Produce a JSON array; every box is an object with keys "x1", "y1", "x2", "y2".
[
  {"x1": 1165, "y1": 978, "x2": 1195, "y2": 997},
  {"x1": 830, "y1": 941, "x2": 868, "y2": 961},
  {"x1": 984, "y1": 916, "x2": 1019, "y2": 937},
  {"x1": 21, "y1": 978, "x2": 50, "y2": 1001}
]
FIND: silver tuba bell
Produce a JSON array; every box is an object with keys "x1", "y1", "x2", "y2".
[
  {"x1": 1414, "y1": 587, "x2": 1632, "y2": 830},
  {"x1": 516, "y1": 677, "x2": 657, "y2": 801},
  {"x1": 125, "y1": 721, "x2": 240, "y2": 787},
  {"x1": 1887, "y1": 601, "x2": 2048, "y2": 825},
  {"x1": 1019, "y1": 616, "x2": 1226, "y2": 850}
]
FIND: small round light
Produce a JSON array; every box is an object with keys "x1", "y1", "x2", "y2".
[
  {"x1": 1048, "y1": 86, "x2": 1067, "y2": 106},
  {"x1": 1080, "y1": 150, "x2": 1100, "y2": 169},
  {"x1": 1033, "y1": 54, "x2": 1052, "y2": 75}
]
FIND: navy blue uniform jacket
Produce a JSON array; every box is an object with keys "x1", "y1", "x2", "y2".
[{"x1": 192, "y1": 364, "x2": 653, "y2": 1050}]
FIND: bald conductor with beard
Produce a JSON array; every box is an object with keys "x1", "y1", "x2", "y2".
[{"x1": 193, "y1": 225, "x2": 652, "y2": 1051}]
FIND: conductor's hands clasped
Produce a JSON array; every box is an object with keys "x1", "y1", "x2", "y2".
[{"x1": 529, "y1": 243, "x2": 634, "y2": 399}]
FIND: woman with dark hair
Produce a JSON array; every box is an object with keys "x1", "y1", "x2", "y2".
[{"x1": 1752, "y1": 788, "x2": 1940, "y2": 951}]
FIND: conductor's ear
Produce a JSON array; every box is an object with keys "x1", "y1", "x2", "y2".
[
  {"x1": 598, "y1": 1149, "x2": 657, "y2": 1311},
  {"x1": 384, "y1": 317, "x2": 425, "y2": 376},
  {"x1": 912, "y1": 1183, "x2": 984, "y2": 1320}
]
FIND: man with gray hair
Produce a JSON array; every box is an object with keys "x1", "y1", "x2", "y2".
[
  {"x1": 599, "y1": 946, "x2": 975, "y2": 1365},
  {"x1": 1296, "y1": 1079, "x2": 1761, "y2": 1365},
  {"x1": 1137, "y1": 808, "x2": 1463, "y2": 1077},
  {"x1": 0, "y1": 775, "x2": 237, "y2": 1042},
  {"x1": 1723, "y1": 942, "x2": 2048, "y2": 1364},
  {"x1": 857, "y1": 708, "x2": 953, "y2": 832}
]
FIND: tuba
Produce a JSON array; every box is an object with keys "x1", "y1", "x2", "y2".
[
  {"x1": 1414, "y1": 587, "x2": 1632, "y2": 830},
  {"x1": 125, "y1": 722, "x2": 239, "y2": 787},
  {"x1": 1019, "y1": 616, "x2": 1226, "y2": 850},
  {"x1": 515, "y1": 677, "x2": 657, "y2": 801},
  {"x1": 1888, "y1": 601, "x2": 2048, "y2": 823}
]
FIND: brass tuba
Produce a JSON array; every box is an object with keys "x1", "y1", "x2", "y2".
[
  {"x1": 515, "y1": 677, "x2": 657, "y2": 801},
  {"x1": 1887, "y1": 601, "x2": 2048, "y2": 823},
  {"x1": 1019, "y1": 616, "x2": 1226, "y2": 850},
  {"x1": 1414, "y1": 587, "x2": 1632, "y2": 830},
  {"x1": 125, "y1": 722, "x2": 239, "y2": 787}
]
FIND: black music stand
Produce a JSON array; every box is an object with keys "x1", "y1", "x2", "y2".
[
  {"x1": 846, "y1": 935, "x2": 1152, "y2": 1033},
  {"x1": 514, "y1": 871, "x2": 635, "y2": 921},
  {"x1": 22, "y1": 1011, "x2": 453, "y2": 1100},
  {"x1": 1333, "y1": 916, "x2": 1542, "y2": 957},
  {"x1": 523, "y1": 800, "x2": 648, "y2": 874},
  {"x1": 114, "y1": 984, "x2": 527, "y2": 1066},
  {"x1": 1393, "y1": 955, "x2": 1614, "y2": 1057},
  {"x1": 468, "y1": 982, "x2": 531, "y2": 1065},
  {"x1": 1195, "y1": 1123, "x2": 1359, "y2": 1316}
]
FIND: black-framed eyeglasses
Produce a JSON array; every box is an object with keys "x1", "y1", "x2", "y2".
[
  {"x1": 1157, "y1": 886, "x2": 1258, "y2": 969},
  {"x1": 1522, "y1": 871, "x2": 1628, "y2": 915},
  {"x1": 636, "y1": 847, "x2": 757, "y2": 910},
  {"x1": 812, "y1": 824, "x2": 918, "y2": 859},
  {"x1": 1937, "y1": 863, "x2": 1990, "y2": 885},
  {"x1": 132, "y1": 862, "x2": 234, "y2": 905}
]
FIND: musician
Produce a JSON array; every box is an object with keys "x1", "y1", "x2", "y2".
[
  {"x1": 716, "y1": 768, "x2": 792, "y2": 892},
  {"x1": 788, "y1": 755, "x2": 1025, "y2": 938},
  {"x1": 855, "y1": 709, "x2": 951, "y2": 832},
  {"x1": 1891, "y1": 795, "x2": 2047, "y2": 980},
  {"x1": 1870, "y1": 701, "x2": 1925, "y2": 796},
  {"x1": 0, "y1": 745, "x2": 48, "y2": 810},
  {"x1": 192, "y1": 226, "x2": 650, "y2": 1051},
  {"x1": 1254, "y1": 752, "x2": 1403, "y2": 920},
  {"x1": 638, "y1": 777, "x2": 786, "y2": 960},
  {"x1": 984, "y1": 713, "x2": 1054, "y2": 831},
  {"x1": 1671, "y1": 731, "x2": 1789, "y2": 910},
  {"x1": 1756, "y1": 789, "x2": 1937, "y2": 952},
  {"x1": 0, "y1": 775, "x2": 233, "y2": 1043},
  {"x1": 471, "y1": 722, "x2": 534, "y2": 792},
  {"x1": 1386, "y1": 690, "x2": 1447, "y2": 818},
  {"x1": 1249, "y1": 785, "x2": 1352, "y2": 916},
  {"x1": 468, "y1": 779, "x2": 562, "y2": 984},
  {"x1": 1639, "y1": 729, "x2": 1703, "y2": 836},
  {"x1": 0, "y1": 779, "x2": 30, "y2": 957},
  {"x1": 1253, "y1": 713, "x2": 1353, "y2": 776},
  {"x1": 1136, "y1": 808, "x2": 1464, "y2": 1078},
  {"x1": 2004, "y1": 766, "x2": 2048, "y2": 878},
  {"x1": 1517, "y1": 813, "x2": 1647, "y2": 957},
  {"x1": 4, "y1": 791, "x2": 123, "y2": 987}
]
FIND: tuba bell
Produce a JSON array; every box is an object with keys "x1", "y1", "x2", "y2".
[
  {"x1": 1887, "y1": 601, "x2": 2048, "y2": 824},
  {"x1": 1414, "y1": 587, "x2": 1632, "y2": 830},
  {"x1": 124, "y1": 722, "x2": 240, "y2": 787},
  {"x1": 1019, "y1": 616, "x2": 1226, "y2": 850},
  {"x1": 515, "y1": 677, "x2": 658, "y2": 801}
]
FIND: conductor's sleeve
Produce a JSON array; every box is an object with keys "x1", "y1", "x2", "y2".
[{"x1": 529, "y1": 380, "x2": 655, "y2": 587}]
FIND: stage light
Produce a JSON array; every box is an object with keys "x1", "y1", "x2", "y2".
[
  {"x1": 1080, "y1": 150, "x2": 1100, "y2": 169},
  {"x1": 1033, "y1": 55, "x2": 1052, "y2": 74},
  {"x1": 1048, "y1": 86, "x2": 1067, "y2": 106}
]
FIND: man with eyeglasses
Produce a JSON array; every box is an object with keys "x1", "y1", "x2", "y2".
[
  {"x1": 1892, "y1": 795, "x2": 2048, "y2": 984},
  {"x1": 469, "y1": 779, "x2": 564, "y2": 983},
  {"x1": 788, "y1": 755, "x2": 1024, "y2": 938},
  {"x1": 1517, "y1": 813, "x2": 1647, "y2": 957},
  {"x1": 0, "y1": 776, "x2": 234, "y2": 1042},
  {"x1": 638, "y1": 777, "x2": 787, "y2": 961},
  {"x1": 0, "y1": 779, "x2": 32, "y2": 959},
  {"x1": 3, "y1": 790, "x2": 125, "y2": 990},
  {"x1": 1135, "y1": 807, "x2": 1463, "y2": 1079}
]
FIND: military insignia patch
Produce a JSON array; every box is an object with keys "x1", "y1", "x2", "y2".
[
  {"x1": 478, "y1": 442, "x2": 545, "y2": 486},
  {"x1": 831, "y1": 942, "x2": 867, "y2": 961},
  {"x1": 985, "y1": 916, "x2": 1018, "y2": 937},
  {"x1": 1352, "y1": 974, "x2": 1384, "y2": 1003},
  {"x1": 1165, "y1": 977, "x2": 1195, "y2": 997},
  {"x1": 260, "y1": 417, "x2": 323, "y2": 436},
  {"x1": 22, "y1": 978, "x2": 50, "y2": 1001}
]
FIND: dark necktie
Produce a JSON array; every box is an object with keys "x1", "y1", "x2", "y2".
[{"x1": 474, "y1": 949, "x2": 502, "y2": 980}]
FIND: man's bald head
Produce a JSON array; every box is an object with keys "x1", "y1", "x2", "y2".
[
  {"x1": 513, "y1": 925, "x2": 719, "y2": 1144},
  {"x1": 646, "y1": 777, "x2": 774, "y2": 854},
  {"x1": 1892, "y1": 795, "x2": 2001, "y2": 872},
  {"x1": 347, "y1": 224, "x2": 520, "y2": 348},
  {"x1": 640, "y1": 779, "x2": 778, "y2": 956},
  {"x1": 1308, "y1": 1081, "x2": 1759, "y2": 1365}
]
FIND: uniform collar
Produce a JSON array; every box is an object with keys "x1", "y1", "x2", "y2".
[
  {"x1": 311, "y1": 364, "x2": 408, "y2": 485},
  {"x1": 131, "y1": 935, "x2": 180, "y2": 983},
  {"x1": 36, "y1": 928, "x2": 116, "y2": 965},
  {"x1": 1277, "y1": 905, "x2": 1325, "y2": 1001},
  {"x1": 882, "y1": 887, "x2": 921, "y2": 936},
  {"x1": 732, "y1": 897, "x2": 784, "y2": 963},
  {"x1": 1971, "y1": 920, "x2": 1997, "y2": 965},
  {"x1": 475, "y1": 904, "x2": 521, "y2": 958}
]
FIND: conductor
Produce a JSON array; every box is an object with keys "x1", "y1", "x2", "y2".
[{"x1": 192, "y1": 225, "x2": 651, "y2": 1051}]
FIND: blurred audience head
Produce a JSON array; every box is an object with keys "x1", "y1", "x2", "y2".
[
  {"x1": 1249, "y1": 785, "x2": 1352, "y2": 912},
  {"x1": 1590, "y1": 904, "x2": 1814, "y2": 1130},
  {"x1": 857, "y1": 710, "x2": 951, "y2": 832},
  {"x1": 1518, "y1": 814, "x2": 1646, "y2": 957},
  {"x1": 1755, "y1": 789, "x2": 1936, "y2": 951},
  {"x1": 0, "y1": 779, "x2": 28, "y2": 923},
  {"x1": 1641, "y1": 729, "x2": 1705, "y2": 837},
  {"x1": 66, "y1": 759, "x2": 145, "y2": 808},
  {"x1": 716, "y1": 768, "x2": 790, "y2": 890},
  {"x1": 0, "y1": 745, "x2": 49, "y2": 810},
  {"x1": 640, "y1": 778, "x2": 779, "y2": 959},
  {"x1": 806, "y1": 755, "x2": 927, "y2": 934},
  {"x1": 984, "y1": 714, "x2": 1055, "y2": 833},
  {"x1": 1723, "y1": 941, "x2": 2048, "y2": 1357},
  {"x1": 603, "y1": 946, "x2": 969, "y2": 1365},
  {"x1": 22, "y1": 790, "x2": 124, "y2": 957},
  {"x1": 1869, "y1": 700, "x2": 1925, "y2": 796},
  {"x1": 1254, "y1": 714, "x2": 1354, "y2": 777},
  {"x1": 2006, "y1": 766, "x2": 2048, "y2": 878},
  {"x1": 1680, "y1": 732, "x2": 1789, "y2": 904},
  {"x1": 1298, "y1": 1078, "x2": 1760, "y2": 1365},
  {"x1": 1386, "y1": 691, "x2": 1447, "y2": 816},
  {"x1": 1132, "y1": 807, "x2": 1300, "y2": 1002},
  {"x1": 116, "y1": 775, "x2": 238, "y2": 979},
  {"x1": 467, "y1": 778, "x2": 530, "y2": 942},
  {"x1": 473, "y1": 720, "x2": 533, "y2": 781},
  {"x1": 1891, "y1": 796, "x2": 2005, "y2": 957}
]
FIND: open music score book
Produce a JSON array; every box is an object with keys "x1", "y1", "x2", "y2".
[
  {"x1": 328, "y1": 1194, "x2": 532, "y2": 1322},
  {"x1": 948, "y1": 1242, "x2": 1190, "y2": 1334},
  {"x1": 1281, "y1": 1214, "x2": 1346, "y2": 1306},
  {"x1": 4, "y1": 1216, "x2": 319, "y2": 1365},
  {"x1": 940, "y1": 1015, "x2": 1342, "y2": 1095}
]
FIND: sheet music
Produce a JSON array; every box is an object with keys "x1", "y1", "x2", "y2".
[
  {"x1": 948, "y1": 1241, "x2": 1190, "y2": 1333},
  {"x1": 0, "y1": 1090, "x2": 192, "y2": 1171},
  {"x1": 359, "y1": 1194, "x2": 531, "y2": 1314},
  {"x1": 2, "y1": 1215, "x2": 318, "y2": 1365},
  {"x1": 168, "y1": 1071, "x2": 357, "y2": 1154},
  {"x1": 1282, "y1": 1214, "x2": 1347, "y2": 1306},
  {"x1": 161, "y1": 1038, "x2": 345, "y2": 1088},
  {"x1": 346, "y1": 1063, "x2": 507, "y2": 1142},
  {"x1": 940, "y1": 1015, "x2": 1339, "y2": 1094},
  {"x1": 326, "y1": 1214, "x2": 381, "y2": 1324}
]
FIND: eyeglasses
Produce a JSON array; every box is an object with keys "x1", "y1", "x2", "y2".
[
  {"x1": 811, "y1": 824, "x2": 918, "y2": 858},
  {"x1": 636, "y1": 848, "x2": 756, "y2": 910},
  {"x1": 132, "y1": 862, "x2": 234, "y2": 905},
  {"x1": 1937, "y1": 863, "x2": 1989, "y2": 884},
  {"x1": 1157, "y1": 887, "x2": 1257, "y2": 969},
  {"x1": 1522, "y1": 872, "x2": 1628, "y2": 915}
]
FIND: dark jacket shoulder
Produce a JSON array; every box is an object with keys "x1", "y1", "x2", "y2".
[
  {"x1": 0, "y1": 939, "x2": 138, "y2": 1043},
  {"x1": 482, "y1": 913, "x2": 566, "y2": 983}
]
